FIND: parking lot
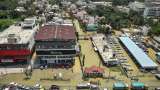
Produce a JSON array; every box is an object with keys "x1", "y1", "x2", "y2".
[{"x1": 114, "y1": 31, "x2": 160, "y2": 88}]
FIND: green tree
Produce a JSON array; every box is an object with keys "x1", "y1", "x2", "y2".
[
  {"x1": 150, "y1": 23, "x2": 160, "y2": 35},
  {"x1": 129, "y1": 10, "x2": 145, "y2": 26},
  {"x1": 0, "y1": 19, "x2": 14, "y2": 31},
  {"x1": 97, "y1": 24, "x2": 110, "y2": 34},
  {"x1": 0, "y1": 11, "x2": 8, "y2": 19},
  {"x1": 0, "y1": 0, "x2": 18, "y2": 10},
  {"x1": 112, "y1": 0, "x2": 133, "y2": 6},
  {"x1": 86, "y1": 5, "x2": 145, "y2": 30}
]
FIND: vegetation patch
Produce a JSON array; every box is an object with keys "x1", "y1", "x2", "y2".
[{"x1": 0, "y1": 19, "x2": 14, "y2": 32}]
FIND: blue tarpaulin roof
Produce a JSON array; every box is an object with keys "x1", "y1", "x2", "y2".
[{"x1": 119, "y1": 37, "x2": 158, "y2": 69}]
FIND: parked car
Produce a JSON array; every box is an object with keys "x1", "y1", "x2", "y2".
[
  {"x1": 103, "y1": 88, "x2": 108, "y2": 90},
  {"x1": 155, "y1": 74, "x2": 160, "y2": 80},
  {"x1": 49, "y1": 85, "x2": 60, "y2": 90},
  {"x1": 76, "y1": 83, "x2": 90, "y2": 89},
  {"x1": 34, "y1": 84, "x2": 45, "y2": 90},
  {"x1": 90, "y1": 84, "x2": 99, "y2": 90},
  {"x1": 155, "y1": 87, "x2": 160, "y2": 90}
]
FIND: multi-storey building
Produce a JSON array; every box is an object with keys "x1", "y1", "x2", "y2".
[
  {"x1": 35, "y1": 25, "x2": 77, "y2": 68},
  {"x1": 129, "y1": 1, "x2": 145, "y2": 12},
  {"x1": 144, "y1": 0, "x2": 160, "y2": 17},
  {"x1": 0, "y1": 18, "x2": 39, "y2": 64}
]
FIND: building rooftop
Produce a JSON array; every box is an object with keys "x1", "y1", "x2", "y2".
[
  {"x1": 86, "y1": 24, "x2": 98, "y2": 31},
  {"x1": 35, "y1": 25, "x2": 76, "y2": 41},
  {"x1": 129, "y1": 1, "x2": 145, "y2": 11},
  {"x1": 113, "y1": 82, "x2": 128, "y2": 88},
  {"x1": 92, "y1": 34, "x2": 117, "y2": 62},
  {"x1": 84, "y1": 65, "x2": 104, "y2": 74},
  {"x1": 47, "y1": 18, "x2": 73, "y2": 26},
  {"x1": 119, "y1": 37, "x2": 158, "y2": 69},
  {"x1": 153, "y1": 36, "x2": 160, "y2": 43},
  {"x1": 0, "y1": 24, "x2": 38, "y2": 44},
  {"x1": 22, "y1": 18, "x2": 36, "y2": 28}
]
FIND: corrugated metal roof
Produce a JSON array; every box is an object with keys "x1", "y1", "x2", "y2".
[
  {"x1": 119, "y1": 37, "x2": 158, "y2": 69},
  {"x1": 35, "y1": 25, "x2": 76, "y2": 41}
]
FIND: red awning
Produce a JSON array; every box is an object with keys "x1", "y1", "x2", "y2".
[
  {"x1": 0, "y1": 50, "x2": 31, "y2": 56},
  {"x1": 84, "y1": 65, "x2": 104, "y2": 74}
]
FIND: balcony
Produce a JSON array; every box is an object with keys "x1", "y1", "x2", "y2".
[{"x1": 35, "y1": 45, "x2": 76, "y2": 50}]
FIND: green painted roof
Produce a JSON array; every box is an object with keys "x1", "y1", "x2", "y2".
[
  {"x1": 131, "y1": 82, "x2": 144, "y2": 87},
  {"x1": 86, "y1": 24, "x2": 98, "y2": 31}
]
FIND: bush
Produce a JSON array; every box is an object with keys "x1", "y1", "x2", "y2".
[
  {"x1": 151, "y1": 23, "x2": 160, "y2": 35},
  {"x1": 0, "y1": 19, "x2": 14, "y2": 31}
]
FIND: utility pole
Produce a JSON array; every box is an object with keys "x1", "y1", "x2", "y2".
[
  {"x1": 82, "y1": 55, "x2": 85, "y2": 66},
  {"x1": 99, "y1": 59, "x2": 101, "y2": 67},
  {"x1": 44, "y1": 65, "x2": 48, "y2": 79},
  {"x1": 108, "y1": 70, "x2": 110, "y2": 81}
]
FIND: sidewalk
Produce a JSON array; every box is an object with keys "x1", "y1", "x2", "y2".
[
  {"x1": 79, "y1": 40, "x2": 101, "y2": 67},
  {"x1": 0, "y1": 68, "x2": 24, "y2": 75}
]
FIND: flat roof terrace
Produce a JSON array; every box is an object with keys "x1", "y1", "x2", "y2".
[
  {"x1": 0, "y1": 25, "x2": 37, "y2": 44},
  {"x1": 119, "y1": 36, "x2": 158, "y2": 69}
]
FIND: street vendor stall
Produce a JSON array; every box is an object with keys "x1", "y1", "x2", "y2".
[{"x1": 84, "y1": 65, "x2": 104, "y2": 78}]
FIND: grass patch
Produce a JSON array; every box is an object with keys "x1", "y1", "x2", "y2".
[
  {"x1": 109, "y1": 66, "x2": 121, "y2": 72},
  {"x1": 0, "y1": 19, "x2": 15, "y2": 32},
  {"x1": 151, "y1": 23, "x2": 160, "y2": 35}
]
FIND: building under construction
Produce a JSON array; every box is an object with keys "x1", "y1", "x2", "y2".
[{"x1": 91, "y1": 34, "x2": 118, "y2": 66}]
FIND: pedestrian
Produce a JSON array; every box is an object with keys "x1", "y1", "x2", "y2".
[
  {"x1": 0, "y1": 72, "x2": 2, "y2": 76},
  {"x1": 71, "y1": 68, "x2": 73, "y2": 73}
]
